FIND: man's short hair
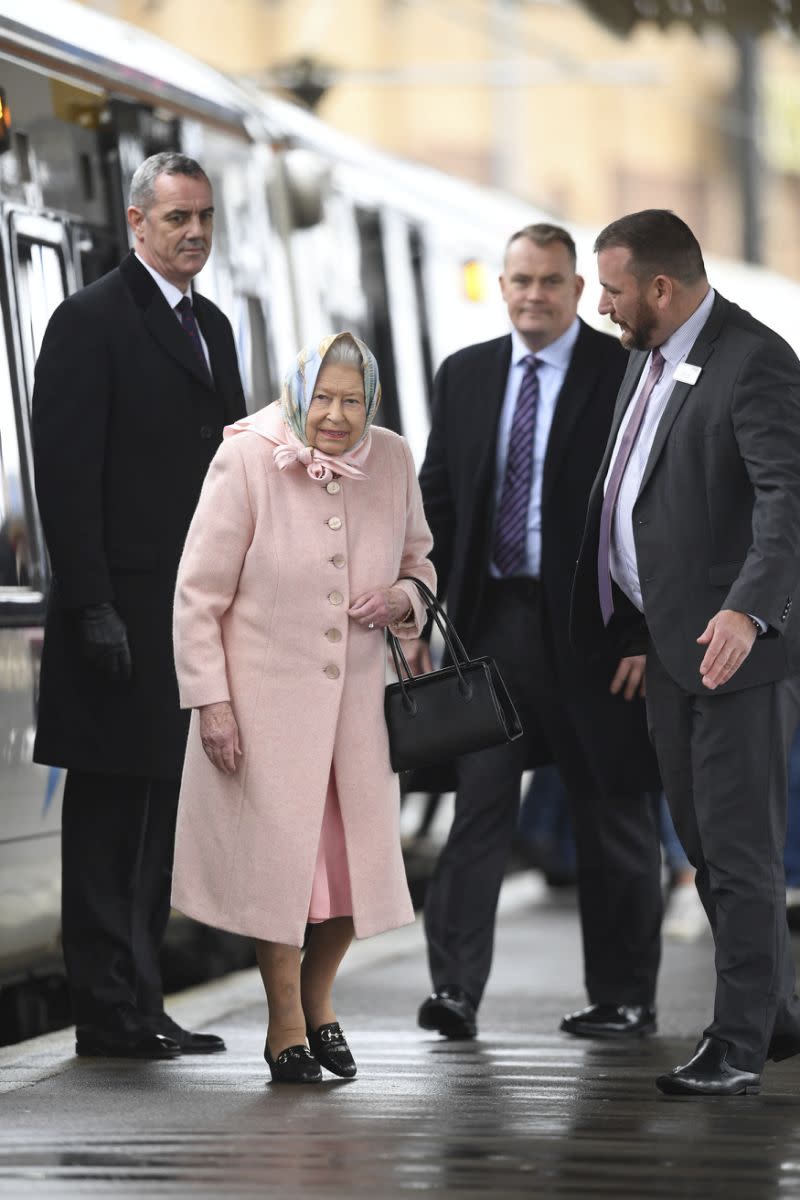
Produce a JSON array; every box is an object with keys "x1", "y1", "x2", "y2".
[
  {"x1": 128, "y1": 152, "x2": 210, "y2": 212},
  {"x1": 505, "y1": 223, "x2": 577, "y2": 272},
  {"x1": 594, "y1": 210, "x2": 706, "y2": 285}
]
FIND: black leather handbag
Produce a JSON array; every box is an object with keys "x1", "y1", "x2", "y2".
[{"x1": 384, "y1": 577, "x2": 523, "y2": 773}]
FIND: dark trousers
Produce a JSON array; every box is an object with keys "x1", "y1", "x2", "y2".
[
  {"x1": 61, "y1": 770, "x2": 179, "y2": 1033},
  {"x1": 646, "y1": 649, "x2": 800, "y2": 1072},
  {"x1": 424, "y1": 580, "x2": 662, "y2": 1009}
]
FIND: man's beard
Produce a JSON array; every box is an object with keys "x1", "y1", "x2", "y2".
[{"x1": 622, "y1": 298, "x2": 659, "y2": 350}]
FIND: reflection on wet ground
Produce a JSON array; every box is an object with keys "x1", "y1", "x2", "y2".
[{"x1": 1, "y1": 882, "x2": 798, "y2": 1197}]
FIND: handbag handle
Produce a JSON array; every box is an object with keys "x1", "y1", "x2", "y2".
[{"x1": 386, "y1": 576, "x2": 473, "y2": 712}]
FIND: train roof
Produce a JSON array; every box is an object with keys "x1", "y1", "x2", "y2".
[{"x1": 0, "y1": 0, "x2": 256, "y2": 137}]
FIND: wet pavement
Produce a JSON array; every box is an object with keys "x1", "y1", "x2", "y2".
[{"x1": 2, "y1": 875, "x2": 800, "y2": 1198}]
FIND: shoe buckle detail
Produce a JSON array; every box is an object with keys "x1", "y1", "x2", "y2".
[{"x1": 276, "y1": 1046, "x2": 312, "y2": 1065}]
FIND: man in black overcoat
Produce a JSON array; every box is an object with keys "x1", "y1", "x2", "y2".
[
  {"x1": 409, "y1": 224, "x2": 663, "y2": 1041},
  {"x1": 32, "y1": 152, "x2": 246, "y2": 1058},
  {"x1": 573, "y1": 209, "x2": 800, "y2": 1095}
]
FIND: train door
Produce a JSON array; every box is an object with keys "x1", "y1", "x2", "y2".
[
  {"x1": 0, "y1": 210, "x2": 70, "y2": 971},
  {"x1": 379, "y1": 211, "x2": 432, "y2": 467}
]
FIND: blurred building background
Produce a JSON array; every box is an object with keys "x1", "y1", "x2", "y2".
[{"x1": 81, "y1": 0, "x2": 800, "y2": 279}]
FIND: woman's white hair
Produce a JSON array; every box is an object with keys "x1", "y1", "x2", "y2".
[{"x1": 321, "y1": 334, "x2": 364, "y2": 370}]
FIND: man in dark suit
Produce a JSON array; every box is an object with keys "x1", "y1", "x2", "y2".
[
  {"x1": 409, "y1": 223, "x2": 663, "y2": 1041},
  {"x1": 32, "y1": 152, "x2": 246, "y2": 1058},
  {"x1": 572, "y1": 208, "x2": 800, "y2": 1095}
]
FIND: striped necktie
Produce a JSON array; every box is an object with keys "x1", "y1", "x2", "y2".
[{"x1": 492, "y1": 355, "x2": 540, "y2": 576}]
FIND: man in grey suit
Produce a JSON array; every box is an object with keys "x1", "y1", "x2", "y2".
[{"x1": 572, "y1": 209, "x2": 800, "y2": 1096}]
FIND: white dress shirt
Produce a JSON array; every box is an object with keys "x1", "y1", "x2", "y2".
[
  {"x1": 133, "y1": 251, "x2": 212, "y2": 374},
  {"x1": 490, "y1": 318, "x2": 581, "y2": 578},
  {"x1": 604, "y1": 288, "x2": 716, "y2": 611}
]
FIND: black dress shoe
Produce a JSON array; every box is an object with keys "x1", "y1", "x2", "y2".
[
  {"x1": 264, "y1": 1041, "x2": 322, "y2": 1083},
  {"x1": 417, "y1": 987, "x2": 477, "y2": 1040},
  {"x1": 307, "y1": 1021, "x2": 357, "y2": 1078},
  {"x1": 155, "y1": 1014, "x2": 226, "y2": 1054},
  {"x1": 560, "y1": 1002, "x2": 656, "y2": 1039},
  {"x1": 656, "y1": 1036, "x2": 761, "y2": 1096},
  {"x1": 75, "y1": 1029, "x2": 181, "y2": 1059}
]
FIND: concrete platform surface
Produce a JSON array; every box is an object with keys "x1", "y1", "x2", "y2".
[{"x1": 1, "y1": 875, "x2": 799, "y2": 1199}]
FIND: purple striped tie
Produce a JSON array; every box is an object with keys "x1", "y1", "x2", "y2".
[
  {"x1": 597, "y1": 348, "x2": 665, "y2": 625},
  {"x1": 176, "y1": 296, "x2": 211, "y2": 382},
  {"x1": 493, "y1": 355, "x2": 540, "y2": 576}
]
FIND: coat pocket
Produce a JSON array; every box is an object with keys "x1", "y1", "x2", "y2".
[{"x1": 708, "y1": 561, "x2": 743, "y2": 586}]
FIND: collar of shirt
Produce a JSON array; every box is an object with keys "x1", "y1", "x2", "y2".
[
  {"x1": 659, "y1": 286, "x2": 716, "y2": 371},
  {"x1": 509, "y1": 316, "x2": 580, "y2": 374},
  {"x1": 134, "y1": 251, "x2": 194, "y2": 312}
]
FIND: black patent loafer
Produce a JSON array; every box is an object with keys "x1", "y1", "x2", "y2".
[
  {"x1": 156, "y1": 1014, "x2": 226, "y2": 1054},
  {"x1": 307, "y1": 1021, "x2": 357, "y2": 1078},
  {"x1": 76, "y1": 1030, "x2": 181, "y2": 1059},
  {"x1": 264, "y1": 1041, "x2": 322, "y2": 1083},
  {"x1": 560, "y1": 1002, "x2": 656, "y2": 1039},
  {"x1": 417, "y1": 986, "x2": 477, "y2": 1040},
  {"x1": 656, "y1": 1036, "x2": 761, "y2": 1096}
]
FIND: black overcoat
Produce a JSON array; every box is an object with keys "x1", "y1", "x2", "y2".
[
  {"x1": 416, "y1": 319, "x2": 659, "y2": 792},
  {"x1": 32, "y1": 251, "x2": 246, "y2": 779}
]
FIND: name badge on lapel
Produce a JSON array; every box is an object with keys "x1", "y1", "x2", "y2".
[{"x1": 673, "y1": 363, "x2": 702, "y2": 385}]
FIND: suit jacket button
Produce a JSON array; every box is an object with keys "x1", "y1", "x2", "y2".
[
  {"x1": 324, "y1": 664, "x2": 341, "y2": 679},
  {"x1": 200, "y1": 425, "x2": 214, "y2": 439},
  {"x1": 325, "y1": 628, "x2": 342, "y2": 642},
  {"x1": 327, "y1": 516, "x2": 342, "y2": 530},
  {"x1": 328, "y1": 591, "x2": 343, "y2": 606}
]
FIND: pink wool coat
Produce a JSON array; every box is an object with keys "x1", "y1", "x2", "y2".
[{"x1": 171, "y1": 402, "x2": 436, "y2": 946}]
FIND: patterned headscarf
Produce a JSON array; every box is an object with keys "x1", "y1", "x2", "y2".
[
  {"x1": 281, "y1": 331, "x2": 381, "y2": 450},
  {"x1": 225, "y1": 333, "x2": 382, "y2": 484}
]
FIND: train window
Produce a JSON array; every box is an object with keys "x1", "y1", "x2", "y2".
[
  {"x1": 0, "y1": 294, "x2": 37, "y2": 597},
  {"x1": 353, "y1": 208, "x2": 401, "y2": 436},
  {"x1": 12, "y1": 226, "x2": 68, "y2": 411}
]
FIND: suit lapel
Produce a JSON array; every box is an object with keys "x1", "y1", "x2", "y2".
[
  {"x1": 541, "y1": 321, "x2": 599, "y2": 503},
  {"x1": 587, "y1": 349, "x2": 648, "y2": 500},
  {"x1": 637, "y1": 293, "x2": 728, "y2": 496},
  {"x1": 473, "y1": 336, "x2": 512, "y2": 489},
  {"x1": 120, "y1": 252, "x2": 215, "y2": 391},
  {"x1": 194, "y1": 297, "x2": 241, "y2": 422},
  {"x1": 459, "y1": 337, "x2": 512, "y2": 555}
]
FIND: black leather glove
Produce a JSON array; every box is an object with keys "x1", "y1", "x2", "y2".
[{"x1": 79, "y1": 602, "x2": 132, "y2": 683}]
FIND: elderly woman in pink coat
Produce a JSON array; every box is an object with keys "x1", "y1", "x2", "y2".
[{"x1": 171, "y1": 332, "x2": 435, "y2": 1084}]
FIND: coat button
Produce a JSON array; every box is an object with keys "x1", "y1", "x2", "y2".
[
  {"x1": 325, "y1": 628, "x2": 342, "y2": 642},
  {"x1": 200, "y1": 425, "x2": 214, "y2": 439},
  {"x1": 324, "y1": 664, "x2": 341, "y2": 680},
  {"x1": 331, "y1": 554, "x2": 346, "y2": 568},
  {"x1": 328, "y1": 591, "x2": 343, "y2": 606},
  {"x1": 326, "y1": 481, "x2": 341, "y2": 494},
  {"x1": 327, "y1": 516, "x2": 342, "y2": 530}
]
